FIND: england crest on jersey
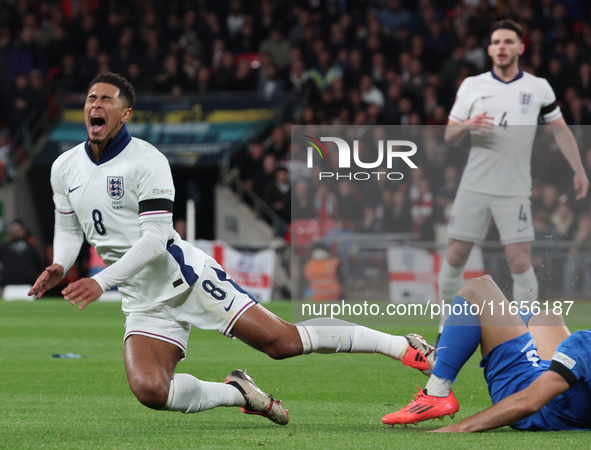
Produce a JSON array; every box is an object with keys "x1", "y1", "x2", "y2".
[
  {"x1": 519, "y1": 92, "x2": 532, "y2": 105},
  {"x1": 107, "y1": 176, "x2": 124, "y2": 199}
]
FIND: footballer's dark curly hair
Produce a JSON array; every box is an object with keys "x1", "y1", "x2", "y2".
[
  {"x1": 88, "y1": 72, "x2": 136, "y2": 108},
  {"x1": 490, "y1": 19, "x2": 524, "y2": 41}
]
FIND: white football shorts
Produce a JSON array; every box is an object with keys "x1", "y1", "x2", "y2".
[
  {"x1": 124, "y1": 259, "x2": 258, "y2": 358},
  {"x1": 447, "y1": 189, "x2": 535, "y2": 245}
]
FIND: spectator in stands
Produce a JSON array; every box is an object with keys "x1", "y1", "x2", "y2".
[
  {"x1": 111, "y1": 26, "x2": 138, "y2": 75},
  {"x1": 409, "y1": 176, "x2": 435, "y2": 240},
  {"x1": 292, "y1": 179, "x2": 316, "y2": 220},
  {"x1": 234, "y1": 58, "x2": 256, "y2": 91},
  {"x1": 0, "y1": 130, "x2": 11, "y2": 184},
  {"x1": 359, "y1": 204, "x2": 381, "y2": 234},
  {"x1": 343, "y1": 49, "x2": 366, "y2": 90},
  {"x1": 563, "y1": 212, "x2": 591, "y2": 298},
  {"x1": 314, "y1": 183, "x2": 338, "y2": 222},
  {"x1": 398, "y1": 97, "x2": 414, "y2": 125},
  {"x1": 196, "y1": 66, "x2": 211, "y2": 92},
  {"x1": 29, "y1": 69, "x2": 48, "y2": 106},
  {"x1": 258, "y1": 26, "x2": 290, "y2": 70},
  {"x1": 266, "y1": 126, "x2": 288, "y2": 159},
  {"x1": 288, "y1": 58, "x2": 317, "y2": 105},
  {"x1": 551, "y1": 201, "x2": 576, "y2": 239},
  {"x1": 9, "y1": 73, "x2": 44, "y2": 134},
  {"x1": 180, "y1": 52, "x2": 200, "y2": 91},
  {"x1": 0, "y1": 220, "x2": 43, "y2": 287},
  {"x1": 303, "y1": 242, "x2": 344, "y2": 301},
  {"x1": 154, "y1": 54, "x2": 183, "y2": 93},
  {"x1": 540, "y1": 184, "x2": 559, "y2": 215},
  {"x1": 386, "y1": 188, "x2": 412, "y2": 233},
  {"x1": 360, "y1": 74, "x2": 384, "y2": 108},
  {"x1": 309, "y1": 50, "x2": 342, "y2": 91},
  {"x1": 258, "y1": 62, "x2": 284, "y2": 99},
  {"x1": 336, "y1": 180, "x2": 362, "y2": 229},
  {"x1": 574, "y1": 62, "x2": 591, "y2": 100},
  {"x1": 253, "y1": 153, "x2": 276, "y2": 198},
  {"x1": 52, "y1": 53, "x2": 80, "y2": 93},
  {"x1": 404, "y1": 59, "x2": 430, "y2": 102},
  {"x1": 436, "y1": 165, "x2": 459, "y2": 221},
  {"x1": 9, "y1": 25, "x2": 45, "y2": 78},
  {"x1": 263, "y1": 167, "x2": 290, "y2": 222},
  {"x1": 562, "y1": 95, "x2": 591, "y2": 125},
  {"x1": 126, "y1": 63, "x2": 153, "y2": 93},
  {"x1": 44, "y1": 25, "x2": 68, "y2": 71},
  {"x1": 533, "y1": 210, "x2": 559, "y2": 243},
  {"x1": 77, "y1": 35, "x2": 100, "y2": 88},
  {"x1": 239, "y1": 141, "x2": 264, "y2": 191},
  {"x1": 463, "y1": 35, "x2": 486, "y2": 71},
  {"x1": 378, "y1": 0, "x2": 411, "y2": 36},
  {"x1": 212, "y1": 51, "x2": 236, "y2": 91},
  {"x1": 142, "y1": 28, "x2": 163, "y2": 79},
  {"x1": 381, "y1": 83, "x2": 402, "y2": 124}
]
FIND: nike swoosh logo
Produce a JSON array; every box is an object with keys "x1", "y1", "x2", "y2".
[
  {"x1": 224, "y1": 296, "x2": 236, "y2": 312},
  {"x1": 481, "y1": 95, "x2": 494, "y2": 99},
  {"x1": 68, "y1": 185, "x2": 82, "y2": 193},
  {"x1": 518, "y1": 227, "x2": 529, "y2": 233}
]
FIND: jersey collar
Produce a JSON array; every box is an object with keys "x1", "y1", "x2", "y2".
[
  {"x1": 490, "y1": 67, "x2": 523, "y2": 84},
  {"x1": 85, "y1": 124, "x2": 132, "y2": 165}
]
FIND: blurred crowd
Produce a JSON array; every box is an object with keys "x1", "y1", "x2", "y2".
[{"x1": 2, "y1": 0, "x2": 591, "y2": 255}]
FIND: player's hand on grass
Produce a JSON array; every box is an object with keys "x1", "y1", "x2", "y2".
[
  {"x1": 573, "y1": 171, "x2": 589, "y2": 200},
  {"x1": 28, "y1": 264, "x2": 65, "y2": 299},
  {"x1": 464, "y1": 112, "x2": 495, "y2": 133},
  {"x1": 62, "y1": 278, "x2": 104, "y2": 310}
]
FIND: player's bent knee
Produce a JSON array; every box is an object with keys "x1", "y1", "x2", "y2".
[
  {"x1": 457, "y1": 278, "x2": 487, "y2": 305},
  {"x1": 263, "y1": 335, "x2": 303, "y2": 360},
  {"x1": 509, "y1": 261, "x2": 529, "y2": 275},
  {"x1": 129, "y1": 376, "x2": 170, "y2": 410}
]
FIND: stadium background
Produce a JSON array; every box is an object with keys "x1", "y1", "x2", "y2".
[{"x1": 1, "y1": 0, "x2": 591, "y2": 298}]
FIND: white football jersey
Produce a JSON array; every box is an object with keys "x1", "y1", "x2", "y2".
[
  {"x1": 449, "y1": 69, "x2": 561, "y2": 196},
  {"x1": 50, "y1": 126, "x2": 207, "y2": 312}
]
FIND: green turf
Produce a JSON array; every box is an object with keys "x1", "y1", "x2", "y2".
[{"x1": 0, "y1": 300, "x2": 588, "y2": 449}]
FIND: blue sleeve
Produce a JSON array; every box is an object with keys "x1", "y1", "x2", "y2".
[{"x1": 547, "y1": 331, "x2": 591, "y2": 387}]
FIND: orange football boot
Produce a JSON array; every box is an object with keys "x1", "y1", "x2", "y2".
[{"x1": 382, "y1": 386, "x2": 459, "y2": 426}]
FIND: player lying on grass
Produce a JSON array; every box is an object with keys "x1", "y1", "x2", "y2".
[
  {"x1": 382, "y1": 275, "x2": 590, "y2": 431},
  {"x1": 28, "y1": 72, "x2": 435, "y2": 426}
]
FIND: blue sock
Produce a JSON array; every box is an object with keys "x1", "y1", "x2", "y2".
[{"x1": 433, "y1": 295, "x2": 481, "y2": 382}]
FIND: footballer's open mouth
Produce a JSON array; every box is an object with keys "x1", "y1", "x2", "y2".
[{"x1": 90, "y1": 114, "x2": 106, "y2": 134}]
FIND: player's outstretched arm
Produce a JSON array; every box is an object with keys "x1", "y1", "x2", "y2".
[
  {"x1": 430, "y1": 371, "x2": 569, "y2": 433},
  {"x1": 444, "y1": 113, "x2": 495, "y2": 144},
  {"x1": 28, "y1": 263, "x2": 65, "y2": 299},
  {"x1": 547, "y1": 116, "x2": 589, "y2": 200}
]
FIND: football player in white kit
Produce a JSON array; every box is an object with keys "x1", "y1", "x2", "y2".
[
  {"x1": 28, "y1": 73, "x2": 436, "y2": 425},
  {"x1": 437, "y1": 20, "x2": 589, "y2": 334}
]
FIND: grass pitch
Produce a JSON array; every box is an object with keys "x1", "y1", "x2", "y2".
[{"x1": 0, "y1": 300, "x2": 588, "y2": 449}]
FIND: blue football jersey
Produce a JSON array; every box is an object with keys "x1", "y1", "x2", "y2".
[{"x1": 537, "y1": 330, "x2": 591, "y2": 430}]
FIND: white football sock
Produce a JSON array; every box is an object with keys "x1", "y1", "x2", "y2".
[
  {"x1": 425, "y1": 374, "x2": 453, "y2": 398},
  {"x1": 296, "y1": 318, "x2": 408, "y2": 360},
  {"x1": 511, "y1": 267, "x2": 538, "y2": 308},
  {"x1": 165, "y1": 373, "x2": 246, "y2": 413},
  {"x1": 438, "y1": 260, "x2": 465, "y2": 333}
]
